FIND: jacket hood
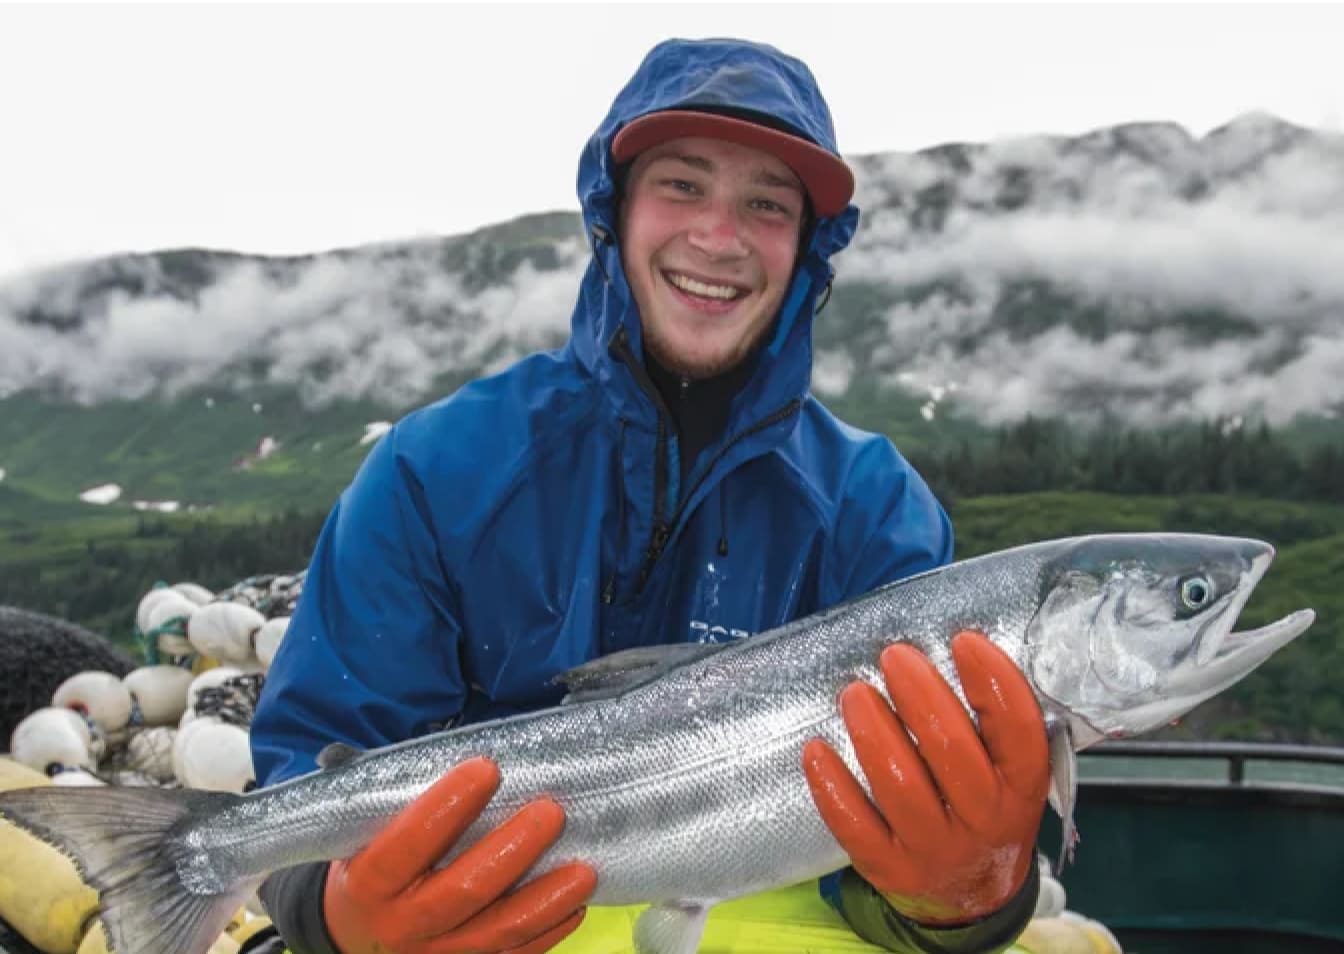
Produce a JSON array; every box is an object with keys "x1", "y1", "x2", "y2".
[{"x1": 571, "y1": 38, "x2": 861, "y2": 427}]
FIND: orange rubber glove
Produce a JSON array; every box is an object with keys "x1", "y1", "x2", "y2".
[
  {"x1": 324, "y1": 756, "x2": 598, "y2": 954},
  {"x1": 803, "y1": 631, "x2": 1049, "y2": 926}
]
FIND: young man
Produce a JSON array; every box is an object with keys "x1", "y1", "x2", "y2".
[{"x1": 250, "y1": 38, "x2": 1048, "y2": 954}]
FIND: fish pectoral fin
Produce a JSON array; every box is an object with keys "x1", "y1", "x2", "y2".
[
  {"x1": 317, "y1": 741, "x2": 365, "y2": 770},
  {"x1": 554, "y1": 643, "x2": 729, "y2": 703},
  {"x1": 634, "y1": 901, "x2": 714, "y2": 954},
  {"x1": 1046, "y1": 718, "x2": 1080, "y2": 871}
]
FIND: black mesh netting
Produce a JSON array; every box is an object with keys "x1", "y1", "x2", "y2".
[
  {"x1": 214, "y1": 571, "x2": 306, "y2": 618},
  {"x1": 0, "y1": 605, "x2": 136, "y2": 749},
  {"x1": 194, "y1": 672, "x2": 266, "y2": 727}
]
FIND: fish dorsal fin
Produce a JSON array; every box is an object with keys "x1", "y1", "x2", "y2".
[
  {"x1": 1046, "y1": 718, "x2": 1079, "y2": 871},
  {"x1": 554, "y1": 643, "x2": 729, "y2": 704},
  {"x1": 317, "y1": 742, "x2": 365, "y2": 770}
]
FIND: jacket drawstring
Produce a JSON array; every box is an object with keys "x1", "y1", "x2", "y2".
[
  {"x1": 717, "y1": 479, "x2": 730, "y2": 557},
  {"x1": 601, "y1": 417, "x2": 629, "y2": 604},
  {"x1": 590, "y1": 223, "x2": 613, "y2": 285}
]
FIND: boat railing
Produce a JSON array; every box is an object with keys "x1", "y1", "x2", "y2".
[
  {"x1": 1041, "y1": 740, "x2": 1344, "y2": 948},
  {"x1": 1082, "y1": 739, "x2": 1344, "y2": 791}
]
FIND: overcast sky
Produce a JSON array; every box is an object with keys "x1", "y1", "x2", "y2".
[{"x1": 1, "y1": 1, "x2": 1341, "y2": 282}]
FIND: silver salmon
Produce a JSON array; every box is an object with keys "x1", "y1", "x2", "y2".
[{"x1": 0, "y1": 533, "x2": 1315, "y2": 954}]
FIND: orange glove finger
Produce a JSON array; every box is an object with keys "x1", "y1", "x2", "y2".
[
  {"x1": 499, "y1": 909, "x2": 588, "y2": 954},
  {"x1": 802, "y1": 738, "x2": 900, "y2": 877},
  {"x1": 952, "y1": 632, "x2": 1049, "y2": 803},
  {"x1": 879, "y1": 644, "x2": 999, "y2": 831},
  {"x1": 345, "y1": 757, "x2": 500, "y2": 901},
  {"x1": 409, "y1": 798, "x2": 568, "y2": 936},
  {"x1": 426, "y1": 864, "x2": 598, "y2": 954},
  {"x1": 837, "y1": 680, "x2": 946, "y2": 851}
]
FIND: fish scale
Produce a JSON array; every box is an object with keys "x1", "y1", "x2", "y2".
[{"x1": 0, "y1": 533, "x2": 1315, "y2": 954}]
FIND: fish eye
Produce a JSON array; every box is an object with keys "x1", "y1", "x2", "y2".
[{"x1": 1180, "y1": 575, "x2": 1214, "y2": 610}]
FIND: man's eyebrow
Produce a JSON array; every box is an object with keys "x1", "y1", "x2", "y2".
[
  {"x1": 656, "y1": 152, "x2": 803, "y2": 194},
  {"x1": 752, "y1": 169, "x2": 803, "y2": 193},
  {"x1": 664, "y1": 152, "x2": 714, "y2": 173}
]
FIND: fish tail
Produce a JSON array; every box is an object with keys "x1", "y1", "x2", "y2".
[{"x1": 0, "y1": 785, "x2": 257, "y2": 954}]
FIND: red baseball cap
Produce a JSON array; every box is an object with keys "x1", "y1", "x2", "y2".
[{"x1": 611, "y1": 109, "x2": 855, "y2": 218}]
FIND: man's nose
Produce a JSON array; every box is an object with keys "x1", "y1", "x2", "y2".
[{"x1": 687, "y1": 201, "x2": 749, "y2": 259}]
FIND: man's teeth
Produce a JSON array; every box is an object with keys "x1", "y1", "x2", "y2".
[{"x1": 667, "y1": 272, "x2": 742, "y2": 301}]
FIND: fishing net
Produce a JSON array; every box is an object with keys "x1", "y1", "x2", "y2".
[
  {"x1": 194, "y1": 672, "x2": 267, "y2": 728},
  {"x1": 215, "y1": 571, "x2": 307, "y2": 619},
  {"x1": 0, "y1": 606, "x2": 136, "y2": 748}
]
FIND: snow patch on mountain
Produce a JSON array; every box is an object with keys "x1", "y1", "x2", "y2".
[
  {"x1": 79, "y1": 484, "x2": 122, "y2": 505},
  {"x1": 133, "y1": 500, "x2": 181, "y2": 513}
]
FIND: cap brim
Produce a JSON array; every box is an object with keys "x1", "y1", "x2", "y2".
[{"x1": 611, "y1": 110, "x2": 854, "y2": 218}]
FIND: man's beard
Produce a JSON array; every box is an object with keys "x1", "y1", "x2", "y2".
[{"x1": 641, "y1": 319, "x2": 774, "y2": 381}]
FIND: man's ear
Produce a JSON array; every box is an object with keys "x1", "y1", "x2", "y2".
[
  {"x1": 795, "y1": 198, "x2": 816, "y2": 260},
  {"x1": 612, "y1": 163, "x2": 631, "y2": 240}
]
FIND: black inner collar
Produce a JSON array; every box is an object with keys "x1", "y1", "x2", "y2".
[{"x1": 644, "y1": 348, "x2": 758, "y2": 484}]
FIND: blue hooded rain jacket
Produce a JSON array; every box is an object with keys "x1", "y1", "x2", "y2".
[
  {"x1": 252, "y1": 38, "x2": 952, "y2": 785},
  {"x1": 250, "y1": 37, "x2": 1037, "y2": 954}
]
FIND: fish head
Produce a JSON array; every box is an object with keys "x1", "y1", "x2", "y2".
[{"x1": 1026, "y1": 533, "x2": 1314, "y2": 745}]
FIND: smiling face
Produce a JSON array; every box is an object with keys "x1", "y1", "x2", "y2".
[{"x1": 618, "y1": 136, "x2": 806, "y2": 379}]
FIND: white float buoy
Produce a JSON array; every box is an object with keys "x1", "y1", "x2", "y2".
[
  {"x1": 1035, "y1": 873, "x2": 1067, "y2": 918},
  {"x1": 52, "y1": 671, "x2": 133, "y2": 733},
  {"x1": 144, "y1": 590, "x2": 199, "y2": 635},
  {"x1": 186, "y1": 666, "x2": 244, "y2": 713},
  {"x1": 123, "y1": 665, "x2": 194, "y2": 725},
  {"x1": 172, "y1": 715, "x2": 219, "y2": 782},
  {"x1": 254, "y1": 616, "x2": 290, "y2": 669},
  {"x1": 10, "y1": 708, "x2": 96, "y2": 774},
  {"x1": 126, "y1": 727, "x2": 177, "y2": 782},
  {"x1": 233, "y1": 657, "x2": 266, "y2": 675},
  {"x1": 135, "y1": 587, "x2": 180, "y2": 633},
  {"x1": 158, "y1": 632, "x2": 196, "y2": 659},
  {"x1": 172, "y1": 582, "x2": 216, "y2": 606},
  {"x1": 188, "y1": 603, "x2": 265, "y2": 662},
  {"x1": 178, "y1": 721, "x2": 254, "y2": 792}
]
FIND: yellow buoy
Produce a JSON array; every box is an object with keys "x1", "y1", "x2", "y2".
[
  {"x1": 0, "y1": 759, "x2": 100, "y2": 954},
  {"x1": 74, "y1": 921, "x2": 111, "y2": 954}
]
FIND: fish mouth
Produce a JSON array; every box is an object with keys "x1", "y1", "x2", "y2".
[
  {"x1": 1180, "y1": 608, "x2": 1316, "y2": 698},
  {"x1": 1194, "y1": 541, "x2": 1274, "y2": 666},
  {"x1": 1111, "y1": 607, "x2": 1315, "y2": 736},
  {"x1": 1213, "y1": 609, "x2": 1316, "y2": 668}
]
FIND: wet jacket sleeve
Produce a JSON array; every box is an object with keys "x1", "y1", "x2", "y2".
[
  {"x1": 817, "y1": 438, "x2": 1037, "y2": 951},
  {"x1": 251, "y1": 424, "x2": 470, "y2": 784},
  {"x1": 835, "y1": 862, "x2": 1039, "y2": 954},
  {"x1": 255, "y1": 863, "x2": 340, "y2": 954},
  {"x1": 249, "y1": 426, "x2": 470, "y2": 952}
]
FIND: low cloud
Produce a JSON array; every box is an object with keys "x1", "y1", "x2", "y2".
[
  {"x1": 834, "y1": 117, "x2": 1344, "y2": 424},
  {"x1": 0, "y1": 237, "x2": 585, "y2": 407},
  {"x1": 3, "y1": 118, "x2": 1342, "y2": 427}
]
